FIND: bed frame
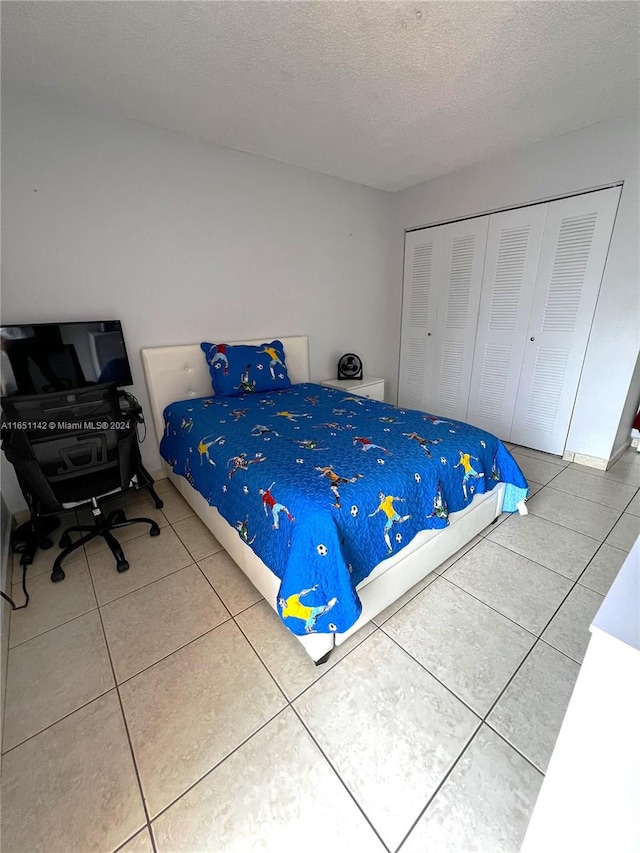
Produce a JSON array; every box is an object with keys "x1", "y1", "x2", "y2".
[{"x1": 141, "y1": 335, "x2": 506, "y2": 662}]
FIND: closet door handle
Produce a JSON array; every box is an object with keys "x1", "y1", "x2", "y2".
[
  {"x1": 530, "y1": 337, "x2": 536, "y2": 341},
  {"x1": 427, "y1": 332, "x2": 432, "y2": 336}
]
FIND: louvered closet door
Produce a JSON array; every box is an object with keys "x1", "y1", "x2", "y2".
[
  {"x1": 466, "y1": 205, "x2": 547, "y2": 439},
  {"x1": 510, "y1": 186, "x2": 621, "y2": 455},
  {"x1": 427, "y1": 217, "x2": 489, "y2": 420},
  {"x1": 398, "y1": 228, "x2": 443, "y2": 410}
]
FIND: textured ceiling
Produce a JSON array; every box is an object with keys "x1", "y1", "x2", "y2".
[{"x1": 2, "y1": 1, "x2": 639, "y2": 191}]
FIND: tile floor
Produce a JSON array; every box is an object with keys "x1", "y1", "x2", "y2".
[{"x1": 2, "y1": 447, "x2": 639, "y2": 852}]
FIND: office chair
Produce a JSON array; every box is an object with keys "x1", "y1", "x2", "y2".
[{"x1": 1, "y1": 383, "x2": 161, "y2": 583}]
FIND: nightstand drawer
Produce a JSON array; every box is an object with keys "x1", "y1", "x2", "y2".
[
  {"x1": 321, "y1": 377, "x2": 385, "y2": 401},
  {"x1": 357, "y1": 381, "x2": 385, "y2": 402}
]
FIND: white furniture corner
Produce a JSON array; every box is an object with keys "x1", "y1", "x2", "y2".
[
  {"x1": 522, "y1": 537, "x2": 640, "y2": 853},
  {"x1": 141, "y1": 335, "x2": 504, "y2": 662},
  {"x1": 320, "y1": 376, "x2": 385, "y2": 401}
]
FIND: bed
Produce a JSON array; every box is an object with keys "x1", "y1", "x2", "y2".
[{"x1": 142, "y1": 336, "x2": 528, "y2": 663}]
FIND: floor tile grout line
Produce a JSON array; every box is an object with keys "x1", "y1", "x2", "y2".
[
  {"x1": 226, "y1": 596, "x2": 267, "y2": 619},
  {"x1": 533, "y1": 478, "x2": 639, "y2": 513},
  {"x1": 147, "y1": 705, "x2": 289, "y2": 827},
  {"x1": 288, "y1": 703, "x2": 393, "y2": 853},
  {"x1": 435, "y1": 572, "x2": 543, "y2": 639},
  {"x1": 525, "y1": 498, "x2": 624, "y2": 539},
  {"x1": 230, "y1": 605, "x2": 384, "y2": 707},
  {"x1": 389, "y1": 578, "x2": 569, "y2": 846},
  {"x1": 511, "y1": 451, "x2": 568, "y2": 469},
  {"x1": 112, "y1": 825, "x2": 154, "y2": 853},
  {"x1": 482, "y1": 719, "x2": 548, "y2": 776},
  {"x1": 279, "y1": 626, "x2": 381, "y2": 706},
  {"x1": 85, "y1": 560, "x2": 158, "y2": 852},
  {"x1": 125, "y1": 613, "x2": 387, "y2": 840},
  {"x1": 487, "y1": 542, "x2": 616, "y2": 716},
  {"x1": 519, "y1": 475, "x2": 618, "y2": 542},
  {"x1": 481, "y1": 530, "x2": 600, "y2": 584},
  {"x1": 8, "y1": 603, "x2": 99, "y2": 651},
  {"x1": 479, "y1": 635, "x2": 574, "y2": 736},
  {"x1": 393, "y1": 720, "x2": 483, "y2": 853},
  {"x1": 11, "y1": 550, "x2": 231, "y2": 653},
  {"x1": 0, "y1": 683, "x2": 115, "y2": 757},
  {"x1": 93, "y1": 556, "x2": 199, "y2": 609},
  {"x1": 567, "y1": 463, "x2": 640, "y2": 489},
  {"x1": 380, "y1": 533, "x2": 605, "y2": 762},
  {"x1": 170, "y1": 521, "x2": 225, "y2": 566},
  {"x1": 225, "y1": 612, "x2": 290, "y2": 706},
  {"x1": 475, "y1": 538, "x2": 613, "y2": 728},
  {"x1": 147, "y1": 822, "x2": 158, "y2": 853},
  {"x1": 191, "y1": 556, "x2": 247, "y2": 620},
  {"x1": 384, "y1": 565, "x2": 585, "y2": 720},
  {"x1": 378, "y1": 624, "x2": 491, "y2": 721},
  {"x1": 106, "y1": 613, "x2": 234, "y2": 689},
  {"x1": 370, "y1": 576, "x2": 439, "y2": 628}
]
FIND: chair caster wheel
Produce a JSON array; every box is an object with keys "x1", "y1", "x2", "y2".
[
  {"x1": 40, "y1": 538, "x2": 54, "y2": 550},
  {"x1": 154, "y1": 499, "x2": 164, "y2": 510},
  {"x1": 51, "y1": 568, "x2": 65, "y2": 583},
  {"x1": 150, "y1": 525, "x2": 160, "y2": 537},
  {"x1": 113, "y1": 510, "x2": 126, "y2": 523},
  {"x1": 59, "y1": 534, "x2": 72, "y2": 548},
  {"x1": 116, "y1": 560, "x2": 130, "y2": 573}
]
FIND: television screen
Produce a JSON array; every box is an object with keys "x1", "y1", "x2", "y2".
[{"x1": 0, "y1": 320, "x2": 133, "y2": 396}]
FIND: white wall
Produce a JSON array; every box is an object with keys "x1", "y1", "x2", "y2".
[
  {"x1": 388, "y1": 116, "x2": 640, "y2": 462},
  {"x1": 1, "y1": 89, "x2": 392, "y2": 512}
]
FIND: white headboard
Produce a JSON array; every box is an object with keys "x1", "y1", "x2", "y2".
[{"x1": 141, "y1": 336, "x2": 310, "y2": 447}]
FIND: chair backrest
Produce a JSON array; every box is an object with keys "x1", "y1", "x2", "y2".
[{"x1": 1, "y1": 384, "x2": 137, "y2": 511}]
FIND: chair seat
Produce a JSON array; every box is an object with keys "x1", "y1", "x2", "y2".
[{"x1": 52, "y1": 468, "x2": 123, "y2": 505}]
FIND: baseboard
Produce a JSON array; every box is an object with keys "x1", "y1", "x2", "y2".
[
  {"x1": 565, "y1": 452, "x2": 609, "y2": 470},
  {"x1": 563, "y1": 441, "x2": 631, "y2": 471},
  {"x1": 608, "y1": 441, "x2": 632, "y2": 466}
]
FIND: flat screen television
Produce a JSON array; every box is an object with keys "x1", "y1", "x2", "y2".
[{"x1": 0, "y1": 320, "x2": 133, "y2": 396}]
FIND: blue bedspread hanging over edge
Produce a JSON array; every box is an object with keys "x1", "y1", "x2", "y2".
[{"x1": 160, "y1": 383, "x2": 528, "y2": 637}]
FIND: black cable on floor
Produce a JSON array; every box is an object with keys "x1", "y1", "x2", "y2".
[{"x1": 0, "y1": 562, "x2": 29, "y2": 610}]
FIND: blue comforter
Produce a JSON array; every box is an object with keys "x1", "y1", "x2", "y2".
[{"x1": 160, "y1": 383, "x2": 527, "y2": 637}]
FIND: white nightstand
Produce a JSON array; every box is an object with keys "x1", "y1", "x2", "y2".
[{"x1": 320, "y1": 376, "x2": 385, "y2": 402}]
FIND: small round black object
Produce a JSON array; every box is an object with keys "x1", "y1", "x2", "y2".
[
  {"x1": 150, "y1": 525, "x2": 160, "y2": 537},
  {"x1": 39, "y1": 538, "x2": 54, "y2": 550},
  {"x1": 117, "y1": 560, "x2": 130, "y2": 573}
]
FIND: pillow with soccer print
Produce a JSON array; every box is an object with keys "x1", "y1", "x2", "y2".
[{"x1": 200, "y1": 340, "x2": 291, "y2": 397}]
